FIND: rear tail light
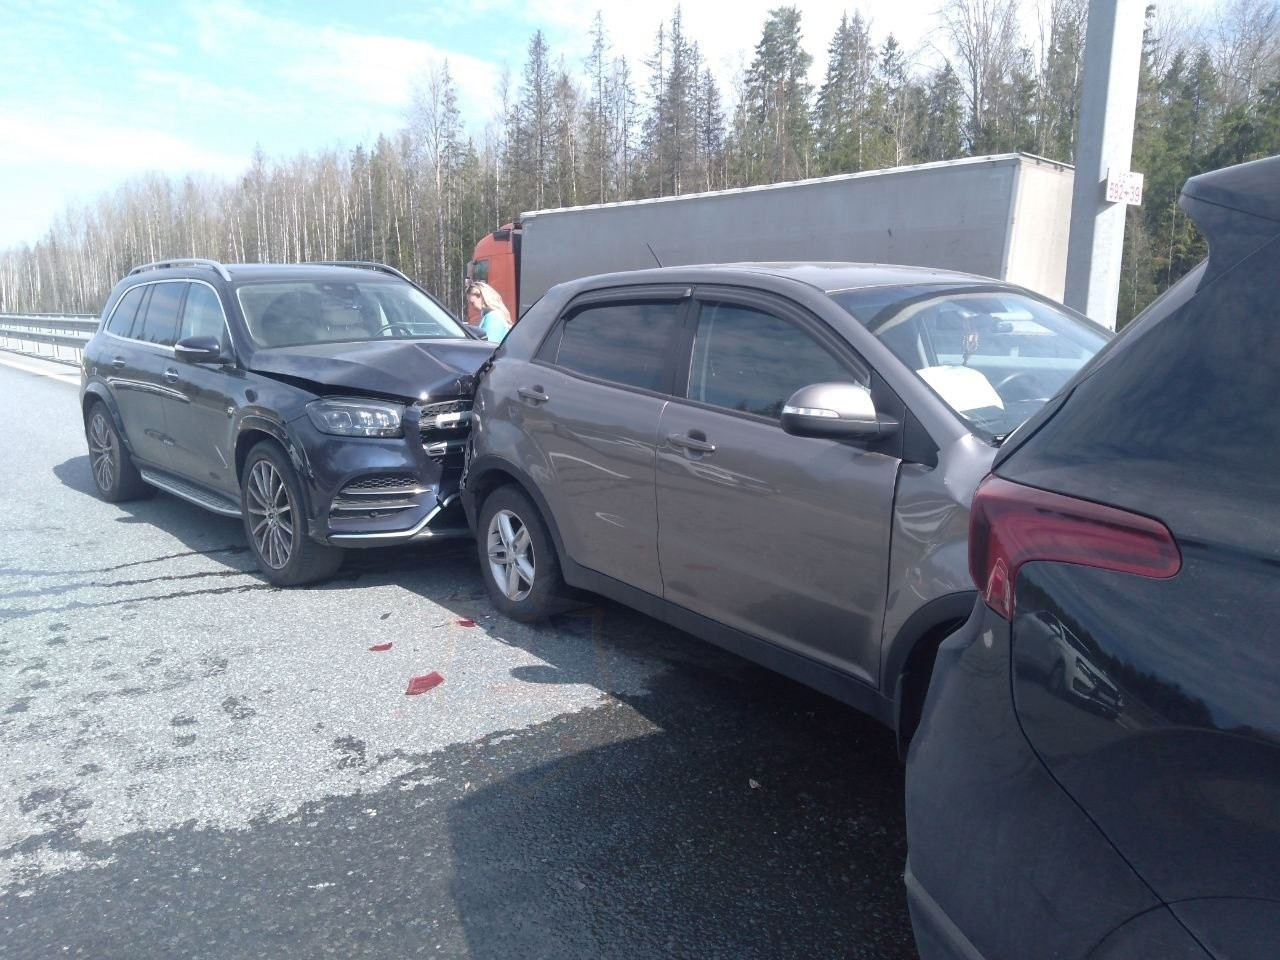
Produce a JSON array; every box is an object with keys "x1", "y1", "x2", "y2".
[{"x1": 969, "y1": 475, "x2": 1182, "y2": 620}]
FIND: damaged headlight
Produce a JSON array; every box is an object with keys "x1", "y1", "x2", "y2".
[{"x1": 306, "y1": 398, "x2": 405, "y2": 438}]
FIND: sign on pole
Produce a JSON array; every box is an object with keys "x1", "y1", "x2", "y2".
[{"x1": 1105, "y1": 169, "x2": 1145, "y2": 205}]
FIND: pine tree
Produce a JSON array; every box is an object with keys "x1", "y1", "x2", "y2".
[{"x1": 738, "y1": 6, "x2": 814, "y2": 183}]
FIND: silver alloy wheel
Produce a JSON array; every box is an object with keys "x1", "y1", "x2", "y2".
[
  {"x1": 486, "y1": 508, "x2": 535, "y2": 602},
  {"x1": 88, "y1": 411, "x2": 116, "y2": 492},
  {"x1": 246, "y1": 459, "x2": 294, "y2": 570}
]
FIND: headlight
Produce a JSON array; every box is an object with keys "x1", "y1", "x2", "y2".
[{"x1": 306, "y1": 398, "x2": 405, "y2": 438}]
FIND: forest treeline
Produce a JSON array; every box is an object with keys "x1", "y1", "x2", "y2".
[{"x1": 1, "y1": 0, "x2": 1277, "y2": 326}]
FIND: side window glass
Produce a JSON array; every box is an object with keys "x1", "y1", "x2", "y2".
[
  {"x1": 179, "y1": 284, "x2": 229, "y2": 350},
  {"x1": 688, "y1": 302, "x2": 855, "y2": 420},
  {"x1": 555, "y1": 300, "x2": 683, "y2": 392},
  {"x1": 137, "y1": 283, "x2": 184, "y2": 347},
  {"x1": 470, "y1": 260, "x2": 490, "y2": 284},
  {"x1": 106, "y1": 286, "x2": 146, "y2": 338}
]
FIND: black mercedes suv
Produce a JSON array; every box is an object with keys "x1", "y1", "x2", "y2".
[{"x1": 80, "y1": 258, "x2": 494, "y2": 585}]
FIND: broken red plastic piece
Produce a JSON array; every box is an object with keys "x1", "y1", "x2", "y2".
[
  {"x1": 456, "y1": 618, "x2": 476, "y2": 627},
  {"x1": 405, "y1": 671, "x2": 444, "y2": 696},
  {"x1": 368, "y1": 642, "x2": 393, "y2": 652}
]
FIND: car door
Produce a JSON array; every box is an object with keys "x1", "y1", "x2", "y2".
[
  {"x1": 163, "y1": 281, "x2": 240, "y2": 492},
  {"x1": 655, "y1": 289, "x2": 902, "y2": 685},
  {"x1": 510, "y1": 287, "x2": 688, "y2": 596},
  {"x1": 105, "y1": 281, "x2": 185, "y2": 470}
]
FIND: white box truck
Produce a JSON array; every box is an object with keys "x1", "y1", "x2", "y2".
[{"x1": 467, "y1": 152, "x2": 1074, "y2": 321}]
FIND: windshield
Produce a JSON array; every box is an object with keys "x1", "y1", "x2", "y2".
[
  {"x1": 236, "y1": 279, "x2": 467, "y2": 348},
  {"x1": 832, "y1": 284, "x2": 1109, "y2": 441}
]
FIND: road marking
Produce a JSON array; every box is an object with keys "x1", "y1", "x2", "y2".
[{"x1": 0, "y1": 351, "x2": 81, "y2": 384}]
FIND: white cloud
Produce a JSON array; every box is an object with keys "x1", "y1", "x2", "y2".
[
  {"x1": 184, "y1": 0, "x2": 494, "y2": 131},
  {"x1": 0, "y1": 109, "x2": 245, "y2": 175}
]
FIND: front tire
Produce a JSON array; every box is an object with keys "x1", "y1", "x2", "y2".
[
  {"x1": 477, "y1": 486, "x2": 573, "y2": 621},
  {"x1": 240, "y1": 441, "x2": 344, "y2": 586},
  {"x1": 85, "y1": 402, "x2": 150, "y2": 502}
]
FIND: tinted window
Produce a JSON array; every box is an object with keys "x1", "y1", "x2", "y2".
[
  {"x1": 1003, "y1": 237, "x2": 1280, "y2": 542},
  {"x1": 137, "y1": 282, "x2": 184, "y2": 346},
  {"x1": 106, "y1": 286, "x2": 146, "y2": 338},
  {"x1": 555, "y1": 301, "x2": 683, "y2": 392},
  {"x1": 179, "y1": 283, "x2": 229, "y2": 349},
  {"x1": 687, "y1": 302, "x2": 855, "y2": 420}
]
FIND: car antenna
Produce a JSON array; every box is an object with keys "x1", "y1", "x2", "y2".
[{"x1": 645, "y1": 242, "x2": 663, "y2": 268}]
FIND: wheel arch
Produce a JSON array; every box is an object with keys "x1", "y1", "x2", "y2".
[
  {"x1": 81, "y1": 385, "x2": 129, "y2": 445},
  {"x1": 885, "y1": 591, "x2": 978, "y2": 758},
  {"x1": 464, "y1": 456, "x2": 570, "y2": 570}
]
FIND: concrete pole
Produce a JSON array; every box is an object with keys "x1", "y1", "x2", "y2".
[{"x1": 1063, "y1": 0, "x2": 1147, "y2": 329}]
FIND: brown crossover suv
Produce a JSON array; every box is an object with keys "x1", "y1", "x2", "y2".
[{"x1": 461, "y1": 263, "x2": 1109, "y2": 745}]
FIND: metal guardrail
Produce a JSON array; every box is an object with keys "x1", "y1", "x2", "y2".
[{"x1": 0, "y1": 314, "x2": 97, "y2": 366}]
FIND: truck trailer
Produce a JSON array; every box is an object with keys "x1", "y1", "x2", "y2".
[{"x1": 467, "y1": 152, "x2": 1074, "y2": 323}]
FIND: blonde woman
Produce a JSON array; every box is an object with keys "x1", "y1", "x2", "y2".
[{"x1": 466, "y1": 281, "x2": 512, "y2": 344}]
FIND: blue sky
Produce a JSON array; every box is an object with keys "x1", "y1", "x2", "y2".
[{"x1": 0, "y1": 0, "x2": 1211, "y2": 249}]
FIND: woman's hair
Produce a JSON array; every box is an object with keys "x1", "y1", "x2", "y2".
[{"x1": 467, "y1": 281, "x2": 510, "y2": 323}]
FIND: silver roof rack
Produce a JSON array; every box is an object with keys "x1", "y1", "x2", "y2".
[
  {"x1": 129, "y1": 258, "x2": 232, "y2": 281},
  {"x1": 313, "y1": 261, "x2": 414, "y2": 284}
]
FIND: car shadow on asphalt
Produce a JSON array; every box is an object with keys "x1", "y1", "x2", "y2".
[
  {"x1": 327, "y1": 549, "x2": 920, "y2": 958},
  {"x1": 50, "y1": 455, "x2": 474, "y2": 585},
  {"x1": 34, "y1": 458, "x2": 918, "y2": 957},
  {"x1": 0, "y1": 622, "x2": 916, "y2": 960}
]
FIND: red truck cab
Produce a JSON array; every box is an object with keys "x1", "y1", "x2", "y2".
[{"x1": 466, "y1": 223, "x2": 521, "y2": 325}]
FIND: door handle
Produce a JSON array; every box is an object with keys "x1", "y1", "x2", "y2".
[
  {"x1": 163, "y1": 367, "x2": 180, "y2": 383},
  {"x1": 517, "y1": 386, "x2": 549, "y2": 403},
  {"x1": 668, "y1": 432, "x2": 716, "y2": 454},
  {"x1": 111, "y1": 356, "x2": 126, "y2": 369}
]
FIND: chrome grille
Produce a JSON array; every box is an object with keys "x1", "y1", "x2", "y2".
[
  {"x1": 419, "y1": 398, "x2": 472, "y2": 461},
  {"x1": 418, "y1": 398, "x2": 473, "y2": 434}
]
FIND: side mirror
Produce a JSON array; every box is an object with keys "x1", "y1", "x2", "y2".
[
  {"x1": 780, "y1": 382, "x2": 898, "y2": 440},
  {"x1": 175, "y1": 335, "x2": 228, "y2": 364}
]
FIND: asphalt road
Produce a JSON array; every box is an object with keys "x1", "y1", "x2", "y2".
[{"x1": 0, "y1": 352, "x2": 919, "y2": 959}]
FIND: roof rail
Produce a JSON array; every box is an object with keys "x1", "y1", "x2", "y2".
[
  {"x1": 129, "y1": 258, "x2": 232, "y2": 281},
  {"x1": 313, "y1": 261, "x2": 414, "y2": 284}
]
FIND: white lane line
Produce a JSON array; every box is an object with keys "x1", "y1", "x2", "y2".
[{"x1": 0, "y1": 351, "x2": 81, "y2": 384}]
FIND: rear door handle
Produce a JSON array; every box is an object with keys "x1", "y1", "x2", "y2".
[
  {"x1": 668, "y1": 432, "x2": 716, "y2": 454},
  {"x1": 111, "y1": 356, "x2": 127, "y2": 369},
  {"x1": 518, "y1": 386, "x2": 549, "y2": 403},
  {"x1": 163, "y1": 367, "x2": 180, "y2": 383}
]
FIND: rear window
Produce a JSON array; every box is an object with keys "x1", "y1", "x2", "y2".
[
  {"x1": 1002, "y1": 237, "x2": 1279, "y2": 540},
  {"x1": 105, "y1": 285, "x2": 147, "y2": 338},
  {"x1": 833, "y1": 285, "x2": 1108, "y2": 441}
]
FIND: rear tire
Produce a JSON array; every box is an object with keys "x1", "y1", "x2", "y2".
[
  {"x1": 240, "y1": 441, "x2": 345, "y2": 586},
  {"x1": 85, "y1": 402, "x2": 151, "y2": 502},
  {"x1": 477, "y1": 486, "x2": 573, "y2": 621}
]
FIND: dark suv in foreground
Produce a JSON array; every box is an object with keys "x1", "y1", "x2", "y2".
[
  {"x1": 462, "y1": 263, "x2": 1109, "y2": 743},
  {"x1": 81, "y1": 258, "x2": 493, "y2": 584},
  {"x1": 906, "y1": 155, "x2": 1280, "y2": 959}
]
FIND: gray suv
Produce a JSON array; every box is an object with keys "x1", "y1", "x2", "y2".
[{"x1": 461, "y1": 264, "x2": 1108, "y2": 743}]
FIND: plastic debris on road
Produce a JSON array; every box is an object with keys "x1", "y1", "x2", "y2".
[
  {"x1": 406, "y1": 672, "x2": 445, "y2": 695},
  {"x1": 368, "y1": 642, "x2": 393, "y2": 652}
]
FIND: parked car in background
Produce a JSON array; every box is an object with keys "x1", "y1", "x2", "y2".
[
  {"x1": 461, "y1": 262, "x2": 1109, "y2": 743},
  {"x1": 81, "y1": 259, "x2": 493, "y2": 585},
  {"x1": 905, "y1": 155, "x2": 1280, "y2": 960}
]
